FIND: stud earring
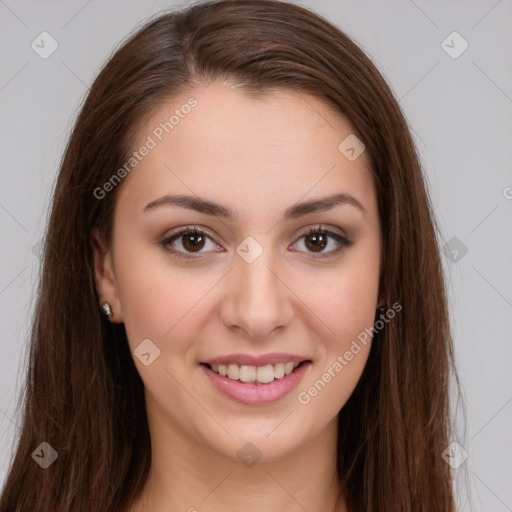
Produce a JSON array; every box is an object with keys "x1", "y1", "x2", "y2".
[
  {"x1": 376, "y1": 305, "x2": 386, "y2": 315},
  {"x1": 101, "y1": 302, "x2": 113, "y2": 318}
]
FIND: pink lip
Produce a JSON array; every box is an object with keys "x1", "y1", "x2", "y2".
[
  {"x1": 200, "y1": 361, "x2": 312, "y2": 405},
  {"x1": 201, "y1": 353, "x2": 309, "y2": 366}
]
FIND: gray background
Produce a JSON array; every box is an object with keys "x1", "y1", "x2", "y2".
[{"x1": 1, "y1": 1, "x2": 511, "y2": 510}]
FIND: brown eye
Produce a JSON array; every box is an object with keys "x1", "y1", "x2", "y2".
[
  {"x1": 292, "y1": 226, "x2": 353, "y2": 259},
  {"x1": 181, "y1": 231, "x2": 206, "y2": 252},
  {"x1": 304, "y1": 231, "x2": 328, "y2": 253},
  {"x1": 160, "y1": 227, "x2": 220, "y2": 258}
]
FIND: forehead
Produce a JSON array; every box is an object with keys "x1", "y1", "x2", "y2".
[{"x1": 116, "y1": 81, "x2": 377, "y2": 221}]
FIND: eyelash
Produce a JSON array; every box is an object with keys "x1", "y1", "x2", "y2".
[{"x1": 159, "y1": 224, "x2": 353, "y2": 260}]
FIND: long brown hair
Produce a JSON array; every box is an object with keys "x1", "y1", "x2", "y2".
[{"x1": 0, "y1": 1, "x2": 467, "y2": 510}]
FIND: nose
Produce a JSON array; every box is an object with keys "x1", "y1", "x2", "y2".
[{"x1": 220, "y1": 243, "x2": 294, "y2": 340}]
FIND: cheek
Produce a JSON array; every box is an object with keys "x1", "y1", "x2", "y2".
[
  {"x1": 112, "y1": 238, "x2": 201, "y2": 353},
  {"x1": 305, "y1": 254, "x2": 380, "y2": 345},
  {"x1": 297, "y1": 271, "x2": 377, "y2": 413}
]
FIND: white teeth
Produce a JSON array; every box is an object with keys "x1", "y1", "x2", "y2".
[
  {"x1": 207, "y1": 361, "x2": 303, "y2": 383},
  {"x1": 256, "y1": 365, "x2": 275, "y2": 383},
  {"x1": 274, "y1": 362, "x2": 285, "y2": 379},
  {"x1": 284, "y1": 362, "x2": 295, "y2": 374},
  {"x1": 227, "y1": 364, "x2": 239, "y2": 380},
  {"x1": 239, "y1": 365, "x2": 257, "y2": 382}
]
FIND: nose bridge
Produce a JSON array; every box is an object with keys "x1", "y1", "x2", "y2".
[{"x1": 223, "y1": 235, "x2": 293, "y2": 337}]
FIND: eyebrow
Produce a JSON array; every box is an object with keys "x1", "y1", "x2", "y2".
[{"x1": 143, "y1": 192, "x2": 366, "y2": 220}]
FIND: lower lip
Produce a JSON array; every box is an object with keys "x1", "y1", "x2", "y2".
[{"x1": 200, "y1": 362, "x2": 311, "y2": 405}]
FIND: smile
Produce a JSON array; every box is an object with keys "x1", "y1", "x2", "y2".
[
  {"x1": 200, "y1": 360, "x2": 312, "y2": 405},
  {"x1": 205, "y1": 361, "x2": 302, "y2": 384}
]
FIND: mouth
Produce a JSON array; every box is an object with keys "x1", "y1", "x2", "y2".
[
  {"x1": 200, "y1": 360, "x2": 310, "y2": 386},
  {"x1": 199, "y1": 359, "x2": 312, "y2": 405}
]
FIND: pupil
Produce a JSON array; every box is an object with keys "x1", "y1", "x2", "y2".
[
  {"x1": 306, "y1": 233, "x2": 326, "y2": 252},
  {"x1": 184, "y1": 233, "x2": 205, "y2": 252}
]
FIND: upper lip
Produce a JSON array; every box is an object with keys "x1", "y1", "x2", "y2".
[{"x1": 201, "y1": 353, "x2": 310, "y2": 366}]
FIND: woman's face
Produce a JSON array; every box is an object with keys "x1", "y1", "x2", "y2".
[{"x1": 93, "y1": 80, "x2": 382, "y2": 462}]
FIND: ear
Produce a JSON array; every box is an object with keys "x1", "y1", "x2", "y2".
[{"x1": 90, "y1": 227, "x2": 123, "y2": 323}]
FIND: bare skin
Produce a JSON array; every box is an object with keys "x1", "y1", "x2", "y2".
[{"x1": 92, "y1": 80, "x2": 383, "y2": 512}]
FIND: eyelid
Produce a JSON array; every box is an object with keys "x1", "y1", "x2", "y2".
[
  {"x1": 163, "y1": 224, "x2": 218, "y2": 243},
  {"x1": 294, "y1": 223, "x2": 348, "y2": 240}
]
